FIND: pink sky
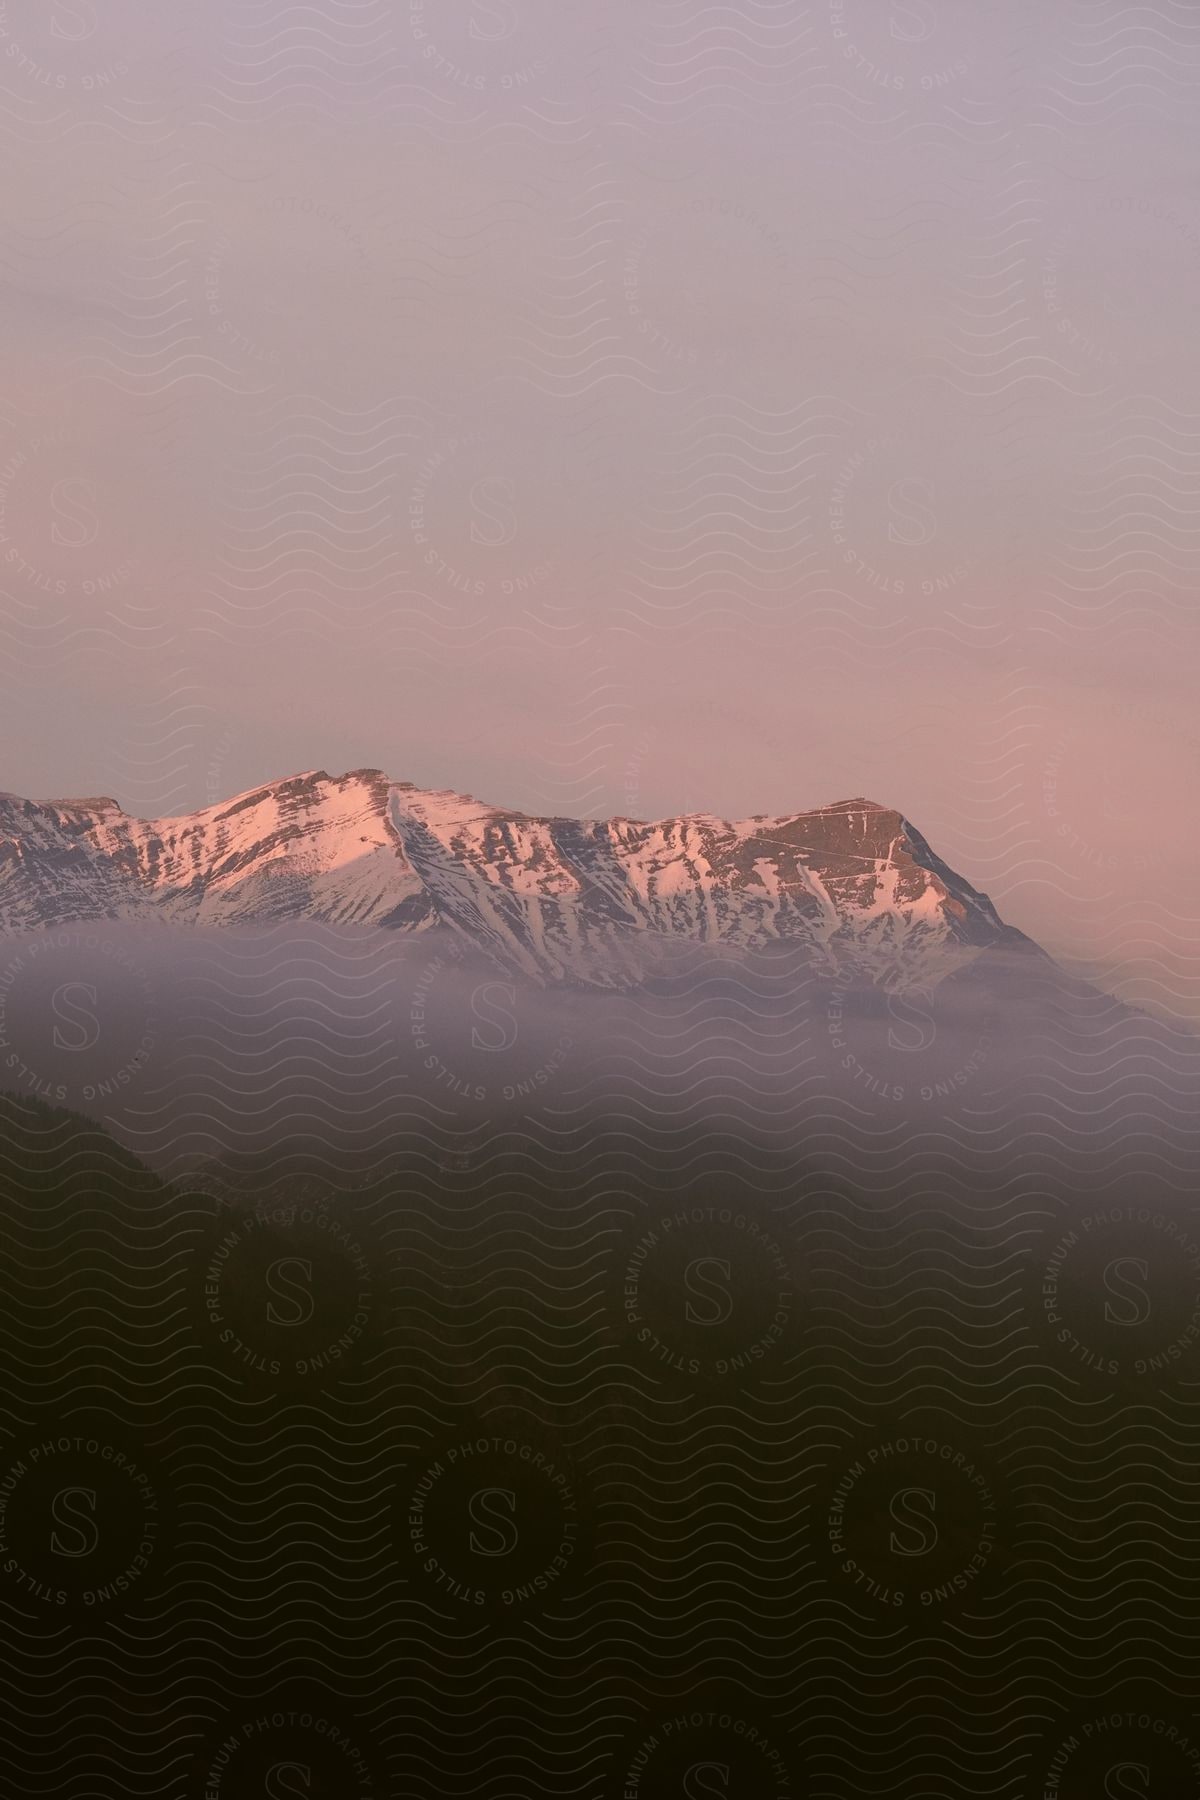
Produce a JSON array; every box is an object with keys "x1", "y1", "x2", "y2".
[{"x1": 2, "y1": 0, "x2": 1199, "y2": 1012}]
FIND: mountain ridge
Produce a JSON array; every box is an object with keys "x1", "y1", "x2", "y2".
[{"x1": 0, "y1": 768, "x2": 1029, "y2": 991}]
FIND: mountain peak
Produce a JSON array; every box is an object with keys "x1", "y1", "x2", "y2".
[
  {"x1": 44, "y1": 795, "x2": 124, "y2": 814},
  {"x1": 814, "y1": 796, "x2": 891, "y2": 811},
  {"x1": 0, "y1": 770, "x2": 1018, "y2": 991}
]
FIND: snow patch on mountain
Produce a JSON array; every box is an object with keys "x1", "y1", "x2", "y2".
[{"x1": 0, "y1": 770, "x2": 1020, "y2": 991}]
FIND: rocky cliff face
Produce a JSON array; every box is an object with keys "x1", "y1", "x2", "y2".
[{"x1": 0, "y1": 770, "x2": 1024, "y2": 990}]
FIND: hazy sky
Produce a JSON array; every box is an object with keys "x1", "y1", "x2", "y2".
[{"x1": 2, "y1": 1, "x2": 1199, "y2": 1010}]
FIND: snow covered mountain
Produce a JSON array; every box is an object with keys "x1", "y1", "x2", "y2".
[{"x1": 0, "y1": 769, "x2": 1029, "y2": 991}]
